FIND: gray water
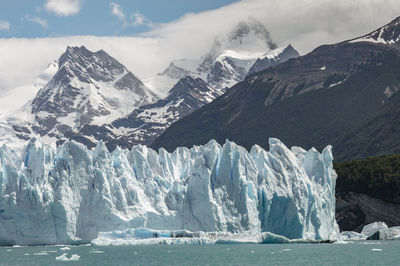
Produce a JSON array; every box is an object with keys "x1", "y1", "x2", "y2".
[{"x1": 0, "y1": 241, "x2": 399, "y2": 265}]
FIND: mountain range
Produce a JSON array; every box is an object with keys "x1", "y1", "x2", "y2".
[
  {"x1": 0, "y1": 19, "x2": 298, "y2": 151},
  {"x1": 152, "y1": 16, "x2": 400, "y2": 162},
  {"x1": 149, "y1": 19, "x2": 298, "y2": 96}
]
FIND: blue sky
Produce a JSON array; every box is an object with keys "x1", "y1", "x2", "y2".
[
  {"x1": 0, "y1": 0, "x2": 239, "y2": 38},
  {"x1": 1, "y1": 0, "x2": 400, "y2": 95}
]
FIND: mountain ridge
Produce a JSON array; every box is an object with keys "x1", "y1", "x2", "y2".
[
  {"x1": 151, "y1": 17, "x2": 400, "y2": 162},
  {"x1": 0, "y1": 46, "x2": 158, "y2": 149}
]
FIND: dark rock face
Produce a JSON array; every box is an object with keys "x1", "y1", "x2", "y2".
[
  {"x1": 335, "y1": 192, "x2": 400, "y2": 232},
  {"x1": 247, "y1": 45, "x2": 300, "y2": 75}
]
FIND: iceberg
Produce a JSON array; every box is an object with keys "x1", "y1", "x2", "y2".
[
  {"x1": 0, "y1": 137, "x2": 339, "y2": 245},
  {"x1": 338, "y1": 221, "x2": 400, "y2": 241},
  {"x1": 361, "y1": 222, "x2": 388, "y2": 238},
  {"x1": 367, "y1": 226, "x2": 400, "y2": 240},
  {"x1": 339, "y1": 231, "x2": 366, "y2": 241}
]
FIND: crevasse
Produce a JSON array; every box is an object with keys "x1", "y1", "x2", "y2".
[{"x1": 0, "y1": 137, "x2": 339, "y2": 245}]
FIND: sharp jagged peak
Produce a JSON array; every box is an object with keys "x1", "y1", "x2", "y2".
[
  {"x1": 228, "y1": 18, "x2": 277, "y2": 50},
  {"x1": 210, "y1": 18, "x2": 277, "y2": 56},
  {"x1": 56, "y1": 45, "x2": 128, "y2": 83},
  {"x1": 284, "y1": 44, "x2": 295, "y2": 52}
]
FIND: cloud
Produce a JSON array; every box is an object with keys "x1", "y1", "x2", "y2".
[
  {"x1": 146, "y1": 0, "x2": 400, "y2": 55},
  {"x1": 45, "y1": 0, "x2": 82, "y2": 17},
  {"x1": 110, "y1": 2, "x2": 126, "y2": 23},
  {"x1": 0, "y1": 20, "x2": 10, "y2": 31},
  {"x1": 24, "y1": 16, "x2": 48, "y2": 29},
  {"x1": 1, "y1": 0, "x2": 400, "y2": 109},
  {"x1": 110, "y1": 3, "x2": 152, "y2": 27},
  {"x1": 131, "y1": 12, "x2": 152, "y2": 27}
]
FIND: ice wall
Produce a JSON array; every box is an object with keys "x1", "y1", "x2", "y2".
[{"x1": 0, "y1": 137, "x2": 339, "y2": 245}]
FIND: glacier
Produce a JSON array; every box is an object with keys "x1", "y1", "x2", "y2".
[{"x1": 0, "y1": 137, "x2": 339, "y2": 246}]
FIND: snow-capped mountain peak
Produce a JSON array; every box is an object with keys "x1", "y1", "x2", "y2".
[
  {"x1": 349, "y1": 16, "x2": 400, "y2": 45},
  {"x1": 154, "y1": 19, "x2": 298, "y2": 93},
  {"x1": 31, "y1": 46, "x2": 158, "y2": 127},
  {"x1": 218, "y1": 18, "x2": 277, "y2": 54},
  {"x1": 0, "y1": 46, "x2": 158, "y2": 150},
  {"x1": 58, "y1": 46, "x2": 128, "y2": 83}
]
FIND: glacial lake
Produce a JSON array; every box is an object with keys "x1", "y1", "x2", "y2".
[{"x1": 0, "y1": 241, "x2": 399, "y2": 265}]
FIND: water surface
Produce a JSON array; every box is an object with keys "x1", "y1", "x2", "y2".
[{"x1": 0, "y1": 241, "x2": 399, "y2": 265}]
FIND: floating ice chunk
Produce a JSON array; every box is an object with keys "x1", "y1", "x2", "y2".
[
  {"x1": 259, "y1": 232, "x2": 290, "y2": 244},
  {"x1": 215, "y1": 238, "x2": 259, "y2": 244},
  {"x1": 367, "y1": 226, "x2": 400, "y2": 240},
  {"x1": 89, "y1": 250, "x2": 104, "y2": 254},
  {"x1": 33, "y1": 252, "x2": 48, "y2": 255},
  {"x1": 56, "y1": 253, "x2": 80, "y2": 261},
  {"x1": 361, "y1": 222, "x2": 388, "y2": 237},
  {"x1": 371, "y1": 249, "x2": 382, "y2": 252},
  {"x1": 339, "y1": 231, "x2": 366, "y2": 240},
  {"x1": 392, "y1": 226, "x2": 400, "y2": 240},
  {"x1": 60, "y1": 247, "x2": 71, "y2": 251}
]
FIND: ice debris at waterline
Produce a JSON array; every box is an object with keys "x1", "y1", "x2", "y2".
[
  {"x1": 0, "y1": 137, "x2": 339, "y2": 245},
  {"x1": 92, "y1": 228, "x2": 335, "y2": 246}
]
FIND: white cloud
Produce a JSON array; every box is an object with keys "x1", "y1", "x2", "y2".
[
  {"x1": 146, "y1": 0, "x2": 400, "y2": 55},
  {"x1": 131, "y1": 12, "x2": 152, "y2": 27},
  {"x1": 45, "y1": 0, "x2": 82, "y2": 17},
  {"x1": 110, "y1": 2, "x2": 126, "y2": 23},
  {"x1": 1, "y1": 0, "x2": 400, "y2": 111},
  {"x1": 110, "y1": 3, "x2": 152, "y2": 28},
  {"x1": 0, "y1": 20, "x2": 10, "y2": 31},
  {"x1": 25, "y1": 16, "x2": 48, "y2": 29}
]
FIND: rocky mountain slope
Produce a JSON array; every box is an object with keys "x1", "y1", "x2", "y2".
[
  {"x1": 247, "y1": 44, "x2": 299, "y2": 75},
  {"x1": 152, "y1": 17, "x2": 400, "y2": 162},
  {"x1": 334, "y1": 153, "x2": 400, "y2": 231},
  {"x1": 1, "y1": 19, "x2": 298, "y2": 151},
  {"x1": 0, "y1": 46, "x2": 158, "y2": 149},
  {"x1": 65, "y1": 76, "x2": 222, "y2": 149}
]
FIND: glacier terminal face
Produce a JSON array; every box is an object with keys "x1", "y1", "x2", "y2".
[{"x1": 0, "y1": 137, "x2": 338, "y2": 245}]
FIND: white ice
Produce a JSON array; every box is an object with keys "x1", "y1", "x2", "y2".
[
  {"x1": 361, "y1": 222, "x2": 388, "y2": 238},
  {"x1": 0, "y1": 137, "x2": 339, "y2": 245},
  {"x1": 55, "y1": 253, "x2": 80, "y2": 261}
]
